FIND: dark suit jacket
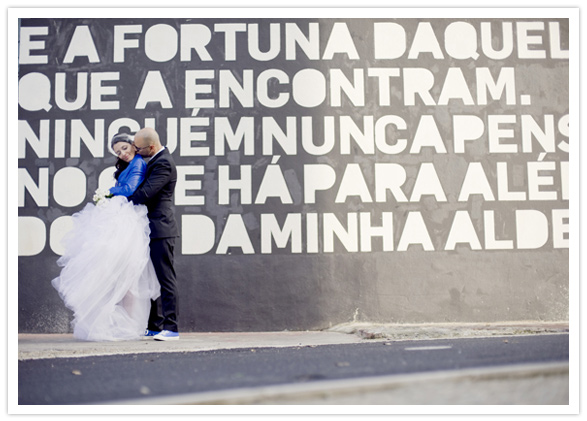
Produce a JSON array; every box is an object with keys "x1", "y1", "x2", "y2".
[{"x1": 129, "y1": 148, "x2": 179, "y2": 239}]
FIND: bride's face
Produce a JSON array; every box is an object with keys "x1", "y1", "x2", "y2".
[{"x1": 113, "y1": 142, "x2": 136, "y2": 163}]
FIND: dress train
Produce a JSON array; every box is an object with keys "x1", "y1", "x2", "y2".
[{"x1": 52, "y1": 196, "x2": 160, "y2": 341}]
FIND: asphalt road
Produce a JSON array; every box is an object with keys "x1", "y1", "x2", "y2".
[{"x1": 18, "y1": 333, "x2": 569, "y2": 405}]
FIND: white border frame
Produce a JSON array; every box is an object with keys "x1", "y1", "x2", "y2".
[{"x1": 5, "y1": 3, "x2": 581, "y2": 417}]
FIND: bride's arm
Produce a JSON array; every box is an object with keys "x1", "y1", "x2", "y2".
[{"x1": 109, "y1": 159, "x2": 146, "y2": 197}]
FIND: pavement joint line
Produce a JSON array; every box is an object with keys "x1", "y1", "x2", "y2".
[
  {"x1": 404, "y1": 345, "x2": 453, "y2": 351},
  {"x1": 100, "y1": 361, "x2": 569, "y2": 405}
]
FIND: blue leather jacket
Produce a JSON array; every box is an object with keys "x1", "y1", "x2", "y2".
[{"x1": 109, "y1": 155, "x2": 147, "y2": 197}]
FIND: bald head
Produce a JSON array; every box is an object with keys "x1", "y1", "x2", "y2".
[{"x1": 134, "y1": 127, "x2": 162, "y2": 157}]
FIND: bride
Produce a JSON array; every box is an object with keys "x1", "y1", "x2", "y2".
[{"x1": 51, "y1": 133, "x2": 160, "y2": 341}]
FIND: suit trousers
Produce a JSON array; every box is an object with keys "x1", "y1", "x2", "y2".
[{"x1": 147, "y1": 237, "x2": 178, "y2": 332}]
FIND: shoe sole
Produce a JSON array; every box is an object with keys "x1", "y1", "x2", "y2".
[{"x1": 154, "y1": 336, "x2": 179, "y2": 341}]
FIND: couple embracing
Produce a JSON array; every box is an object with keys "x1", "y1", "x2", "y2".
[{"x1": 52, "y1": 128, "x2": 180, "y2": 342}]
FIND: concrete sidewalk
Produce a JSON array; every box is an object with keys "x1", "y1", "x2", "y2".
[
  {"x1": 17, "y1": 330, "x2": 366, "y2": 360},
  {"x1": 18, "y1": 321, "x2": 570, "y2": 360}
]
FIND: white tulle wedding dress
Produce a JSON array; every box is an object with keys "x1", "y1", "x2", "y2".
[{"x1": 51, "y1": 195, "x2": 160, "y2": 341}]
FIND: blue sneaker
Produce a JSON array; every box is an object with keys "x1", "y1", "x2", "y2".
[
  {"x1": 154, "y1": 330, "x2": 179, "y2": 341},
  {"x1": 141, "y1": 329, "x2": 160, "y2": 340}
]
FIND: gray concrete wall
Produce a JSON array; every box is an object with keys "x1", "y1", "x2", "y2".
[{"x1": 17, "y1": 17, "x2": 570, "y2": 333}]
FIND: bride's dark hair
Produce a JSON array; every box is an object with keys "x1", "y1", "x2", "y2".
[
  {"x1": 111, "y1": 133, "x2": 134, "y2": 180},
  {"x1": 114, "y1": 158, "x2": 129, "y2": 180}
]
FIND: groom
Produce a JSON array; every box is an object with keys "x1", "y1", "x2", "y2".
[{"x1": 129, "y1": 127, "x2": 180, "y2": 341}]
